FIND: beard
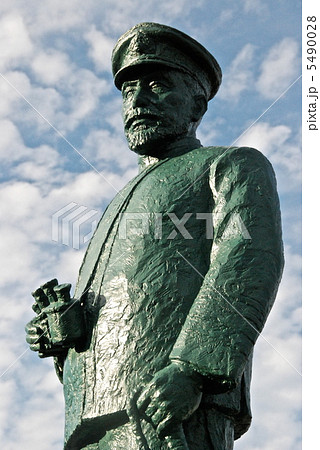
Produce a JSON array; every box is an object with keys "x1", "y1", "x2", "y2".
[{"x1": 125, "y1": 121, "x2": 190, "y2": 156}]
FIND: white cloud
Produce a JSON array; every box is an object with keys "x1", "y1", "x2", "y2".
[
  {"x1": 240, "y1": 334, "x2": 302, "y2": 449},
  {"x1": 265, "y1": 246, "x2": 302, "y2": 340},
  {"x1": 237, "y1": 122, "x2": 301, "y2": 190},
  {"x1": 243, "y1": 0, "x2": 267, "y2": 14},
  {"x1": 85, "y1": 27, "x2": 115, "y2": 73},
  {"x1": 22, "y1": 1, "x2": 97, "y2": 36},
  {"x1": 218, "y1": 9, "x2": 234, "y2": 23},
  {"x1": 49, "y1": 171, "x2": 120, "y2": 207},
  {"x1": 0, "y1": 70, "x2": 64, "y2": 134},
  {"x1": 31, "y1": 50, "x2": 72, "y2": 86},
  {"x1": 0, "y1": 13, "x2": 33, "y2": 71},
  {"x1": 1, "y1": 68, "x2": 110, "y2": 136},
  {"x1": 1, "y1": 355, "x2": 65, "y2": 450},
  {"x1": 197, "y1": 118, "x2": 220, "y2": 146},
  {"x1": 0, "y1": 119, "x2": 25, "y2": 161},
  {"x1": 0, "y1": 182, "x2": 43, "y2": 223},
  {"x1": 237, "y1": 246, "x2": 301, "y2": 450},
  {"x1": 54, "y1": 248, "x2": 86, "y2": 289},
  {"x1": 159, "y1": 0, "x2": 205, "y2": 17},
  {"x1": 238, "y1": 121, "x2": 291, "y2": 155},
  {"x1": 219, "y1": 44, "x2": 256, "y2": 102},
  {"x1": 0, "y1": 379, "x2": 16, "y2": 442},
  {"x1": 0, "y1": 119, "x2": 69, "y2": 189},
  {"x1": 0, "y1": 225, "x2": 40, "y2": 287},
  {"x1": 11, "y1": 145, "x2": 64, "y2": 184},
  {"x1": 0, "y1": 0, "x2": 205, "y2": 43},
  {"x1": 55, "y1": 69, "x2": 111, "y2": 132},
  {"x1": 256, "y1": 38, "x2": 300, "y2": 100},
  {"x1": 97, "y1": 0, "x2": 206, "y2": 35},
  {"x1": 0, "y1": 71, "x2": 33, "y2": 119},
  {"x1": 104, "y1": 97, "x2": 125, "y2": 132},
  {"x1": 81, "y1": 128, "x2": 137, "y2": 170}
]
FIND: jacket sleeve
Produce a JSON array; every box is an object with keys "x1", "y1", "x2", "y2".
[{"x1": 170, "y1": 146, "x2": 284, "y2": 392}]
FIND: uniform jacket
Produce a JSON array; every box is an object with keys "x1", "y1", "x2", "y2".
[{"x1": 61, "y1": 138, "x2": 284, "y2": 448}]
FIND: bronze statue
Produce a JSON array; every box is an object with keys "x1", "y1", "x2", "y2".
[{"x1": 26, "y1": 22, "x2": 284, "y2": 449}]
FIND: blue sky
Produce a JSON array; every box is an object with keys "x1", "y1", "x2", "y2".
[{"x1": 0, "y1": 1, "x2": 301, "y2": 449}]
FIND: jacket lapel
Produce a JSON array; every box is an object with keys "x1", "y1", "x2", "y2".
[{"x1": 75, "y1": 158, "x2": 169, "y2": 299}]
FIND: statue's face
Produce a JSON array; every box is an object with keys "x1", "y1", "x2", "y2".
[{"x1": 121, "y1": 67, "x2": 197, "y2": 156}]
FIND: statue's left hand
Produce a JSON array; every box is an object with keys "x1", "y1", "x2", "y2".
[{"x1": 136, "y1": 362, "x2": 203, "y2": 439}]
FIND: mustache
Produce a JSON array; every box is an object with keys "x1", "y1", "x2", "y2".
[{"x1": 124, "y1": 108, "x2": 166, "y2": 130}]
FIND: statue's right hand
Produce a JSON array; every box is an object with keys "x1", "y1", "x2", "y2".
[
  {"x1": 25, "y1": 314, "x2": 64, "y2": 358},
  {"x1": 25, "y1": 279, "x2": 85, "y2": 358}
]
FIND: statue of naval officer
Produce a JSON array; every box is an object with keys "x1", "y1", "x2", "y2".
[{"x1": 26, "y1": 22, "x2": 284, "y2": 450}]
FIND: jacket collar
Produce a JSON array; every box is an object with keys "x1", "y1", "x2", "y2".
[{"x1": 138, "y1": 136, "x2": 202, "y2": 171}]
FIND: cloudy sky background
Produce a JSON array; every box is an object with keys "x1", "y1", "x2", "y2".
[{"x1": 0, "y1": 1, "x2": 302, "y2": 449}]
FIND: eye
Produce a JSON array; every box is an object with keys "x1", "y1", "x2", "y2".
[
  {"x1": 123, "y1": 89, "x2": 134, "y2": 99},
  {"x1": 122, "y1": 84, "x2": 136, "y2": 99},
  {"x1": 149, "y1": 80, "x2": 170, "y2": 92}
]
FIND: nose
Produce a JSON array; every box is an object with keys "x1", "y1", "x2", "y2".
[{"x1": 131, "y1": 85, "x2": 150, "y2": 108}]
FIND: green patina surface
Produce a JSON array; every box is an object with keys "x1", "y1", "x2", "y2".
[{"x1": 26, "y1": 22, "x2": 284, "y2": 450}]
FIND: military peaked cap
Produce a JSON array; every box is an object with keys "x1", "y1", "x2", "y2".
[{"x1": 112, "y1": 22, "x2": 222, "y2": 100}]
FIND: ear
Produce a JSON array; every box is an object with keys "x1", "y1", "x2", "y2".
[{"x1": 191, "y1": 95, "x2": 207, "y2": 122}]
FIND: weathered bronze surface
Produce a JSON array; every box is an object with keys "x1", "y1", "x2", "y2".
[{"x1": 26, "y1": 22, "x2": 284, "y2": 449}]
